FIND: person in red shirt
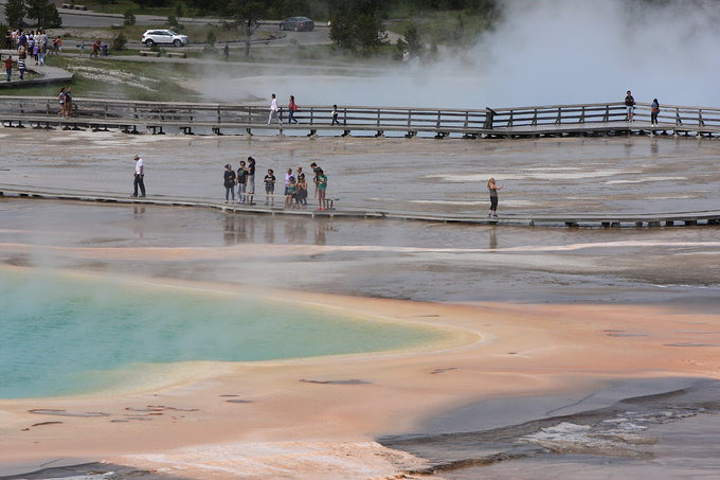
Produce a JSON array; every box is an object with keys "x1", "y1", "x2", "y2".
[{"x1": 4, "y1": 55, "x2": 13, "y2": 82}]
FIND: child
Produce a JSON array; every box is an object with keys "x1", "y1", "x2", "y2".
[
  {"x1": 286, "y1": 177, "x2": 297, "y2": 209},
  {"x1": 264, "y1": 169, "x2": 276, "y2": 205},
  {"x1": 317, "y1": 172, "x2": 327, "y2": 210}
]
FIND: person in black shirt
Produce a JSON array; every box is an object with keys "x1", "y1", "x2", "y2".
[
  {"x1": 223, "y1": 164, "x2": 236, "y2": 203},
  {"x1": 625, "y1": 90, "x2": 635, "y2": 122}
]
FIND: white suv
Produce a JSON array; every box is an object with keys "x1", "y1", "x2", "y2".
[{"x1": 141, "y1": 30, "x2": 188, "y2": 47}]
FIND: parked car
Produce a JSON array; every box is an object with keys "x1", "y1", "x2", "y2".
[
  {"x1": 141, "y1": 30, "x2": 189, "y2": 48},
  {"x1": 279, "y1": 17, "x2": 315, "y2": 32}
]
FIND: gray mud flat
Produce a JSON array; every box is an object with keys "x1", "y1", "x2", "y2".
[{"x1": 380, "y1": 377, "x2": 720, "y2": 479}]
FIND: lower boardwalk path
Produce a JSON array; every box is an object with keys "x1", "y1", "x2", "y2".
[{"x1": 2, "y1": 186, "x2": 719, "y2": 229}]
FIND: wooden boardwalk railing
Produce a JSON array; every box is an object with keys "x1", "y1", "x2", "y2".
[{"x1": 1, "y1": 96, "x2": 720, "y2": 138}]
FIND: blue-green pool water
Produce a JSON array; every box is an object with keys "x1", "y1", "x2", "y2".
[{"x1": 0, "y1": 269, "x2": 447, "y2": 399}]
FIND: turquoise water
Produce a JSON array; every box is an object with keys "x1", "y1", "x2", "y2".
[{"x1": 0, "y1": 269, "x2": 445, "y2": 399}]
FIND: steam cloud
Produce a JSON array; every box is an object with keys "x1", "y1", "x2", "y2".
[{"x1": 218, "y1": 0, "x2": 720, "y2": 109}]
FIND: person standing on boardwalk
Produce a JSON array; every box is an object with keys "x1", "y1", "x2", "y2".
[
  {"x1": 310, "y1": 162, "x2": 323, "y2": 197},
  {"x1": 264, "y1": 169, "x2": 276, "y2": 205},
  {"x1": 487, "y1": 178, "x2": 503, "y2": 218},
  {"x1": 223, "y1": 164, "x2": 236, "y2": 203},
  {"x1": 4, "y1": 55, "x2": 13, "y2": 82},
  {"x1": 267, "y1": 93, "x2": 282, "y2": 125},
  {"x1": 317, "y1": 171, "x2": 328, "y2": 210},
  {"x1": 236, "y1": 160, "x2": 247, "y2": 204},
  {"x1": 625, "y1": 90, "x2": 635, "y2": 122},
  {"x1": 651, "y1": 98, "x2": 660, "y2": 126},
  {"x1": 246, "y1": 156, "x2": 256, "y2": 205},
  {"x1": 296, "y1": 166, "x2": 307, "y2": 207},
  {"x1": 132, "y1": 155, "x2": 146, "y2": 198},
  {"x1": 288, "y1": 95, "x2": 299, "y2": 124}
]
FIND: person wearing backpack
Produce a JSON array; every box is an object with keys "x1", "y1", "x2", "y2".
[
  {"x1": 288, "y1": 95, "x2": 299, "y2": 124},
  {"x1": 651, "y1": 98, "x2": 660, "y2": 126}
]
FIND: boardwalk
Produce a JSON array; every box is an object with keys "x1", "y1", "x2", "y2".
[
  {"x1": 2, "y1": 96, "x2": 720, "y2": 138},
  {"x1": 2, "y1": 186, "x2": 718, "y2": 229}
]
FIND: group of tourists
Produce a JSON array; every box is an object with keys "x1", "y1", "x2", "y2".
[
  {"x1": 223, "y1": 159, "x2": 328, "y2": 210},
  {"x1": 2, "y1": 29, "x2": 62, "y2": 82},
  {"x1": 223, "y1": 157, "x2": 258, "y2": 205}
]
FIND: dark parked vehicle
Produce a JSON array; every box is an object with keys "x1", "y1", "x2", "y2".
[{"x1": 279, "y1": 17, "x2": 315, "y2": 32}]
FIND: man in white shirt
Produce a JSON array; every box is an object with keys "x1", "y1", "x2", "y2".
[
  {"x1": 267, "y1": 93, "x2": 282, "y2": 125},
  {"x1": 132, "y1": 155, "x2": 146, "y2": 197}
]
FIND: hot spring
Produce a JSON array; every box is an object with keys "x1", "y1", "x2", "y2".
[{"x1": 0, "y1": 267, "x2": 449, "y2": 400}]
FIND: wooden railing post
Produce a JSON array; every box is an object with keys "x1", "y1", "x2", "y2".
[
  {"x1": 555, "y1": 107, "x2": 562, "y2": 125},
  {"x1": 531, "y1": 109, "x2": 537, "y2": 126},
  {"x1": 675, "y1": 107, "x2": 682, "y2": 125},
  {"x1": 580, "y1": 106, "x2": 586, "y2": 124},
  {"x1": 603, "y1": 105, "x2": 609, "y2": 122}
]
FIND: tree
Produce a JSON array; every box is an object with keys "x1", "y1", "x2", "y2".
[
  {"x1": 329, "y1": 0, "x2": 387, "y2": 55},
  {"x1": 224, "y1": 0, "x2": 272, "y2": 60},
  {"x1": 4, "y1": 0, "x2": 26, "y2": 28},
  {"x1": 26, "y1": 0, "x2": 62, "y2": 28}
]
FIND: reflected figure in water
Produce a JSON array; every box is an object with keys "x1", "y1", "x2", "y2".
[
  {"x1": 132, "y1": 205, "x2": 145, "y2": 239},
  {"x1": 488, "y1": 226, "x2": 497, "y2": 250}
]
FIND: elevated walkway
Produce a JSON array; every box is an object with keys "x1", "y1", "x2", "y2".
[
  {"x1": 2, "y1": 186, "x2": 718, "y2": 229},
  {"x1": 1, "y1": 97, "x2": 720, "y2": 138}
]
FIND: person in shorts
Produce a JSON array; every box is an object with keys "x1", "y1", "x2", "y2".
[
  {"x1": 264, "y1": 169, "x2": 276, "y2": 205},
  {"x1": 625, "y1": 90, "x2": 635, "y2": 122}
]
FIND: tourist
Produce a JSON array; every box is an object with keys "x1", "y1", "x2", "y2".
[
  {"x1": 625, "y1": 90, "x2": 635, "y2": 122},
  {"x1": 288, "y1": 95, "x2": 298, "y2": 124},
  {"x1": 132, "y1": 155, "x2": 146, "y2": 198},
  {"x1": 223, "y1": 164, "x2": 236, "y2": 203},
  {"x1": 57, "y1": 87, "x2": 65, "y2": 115},
  {"x1": 264, "y1": 169, "x2": 276, "y2": 205},
  {"x1": 286, "y1": 176, "x2": 297, "y2": 209},
  {"x1": 17, "y1": 56, "x2": 25, "y2": 80},
  {"x1": 246, "y1": 156, "x2": 256, "y2": 205},
  {"x1": 223, "y1": 42, "x2": 229, "y2": 61},
  {"x1": 284, "y1": 168, "x2": 294, "y2": 197},
  {"x1": 63, "y1": 86, "x2": 73, "y2": 118},
  {"x1": 296, "y1": 166, "x2": 307, "y2": 206},
  {"x1": 91, "y1": 40, "x2": 100, "y2": 58},
  {"x1": 4, "y1": 55, "x2": 13, "y2": 82},
  {"x1": 651, "y1": 98, "x2": 660, "y2": 126},
  {"x1": 236, "y1": 160, "x2": 247, "y2": 204},
  {"x1": 331, "y1": 104, "x2": 339, "y2": 125},
  {"x1": 316, "y1": 171, "x2": 328, "y2": 210},
  {"x1": 267, "y1": 93, "x2": 281, "y2": 125},
  {"x1": 310, "y1": 162, "x2": 323, "y2": 197},
  {"x1": 487, "y1": 177, "x2": 503, "y2": 218}
]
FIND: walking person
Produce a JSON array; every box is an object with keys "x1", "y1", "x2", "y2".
[
  {"x1": 17, "y1": 55, "x2": 25, "y2": 80},
  {"x1": 246, "y1": 156, "x2": 256, "y2": 205},
  {"x1": 267, "y1": 93, "x2": 282, "y2": 125},
  {"x1": 331, "y1": 104, "x2": 339, "y2": 125},
  {"x1": 63, "y1": 86, "x2": 72, "y2": 118},
  {"x1": 625, "y1": 90, "x2": 635, "y2": 122},
  {"x1": 57, "y1": 87, "x2": 65, "y2": 116},
  {"x1": 288, "y1": 95, "x2": 299, "y2": 124},
  {"x1": 236, "y1": 160, "x2": 247, "y2": 204},
  {"x1": 4, "y1": 55, "x2": 13, "y2": 82},
  {"x1": 264, "y1": 169, "x2": 276, "y2": 205},
  {"x1": 487, "y1": 177, "x2": 503, "y2": 218},
  {"x1": 132, "y1": 155, "x2": 146, "y2": 198},
  {"x1": 223, "y1": 164, "x2": 236, "y2": 203},
  {"x1": 651, "y1": 98, "x2": 660, "y2": 126}
]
